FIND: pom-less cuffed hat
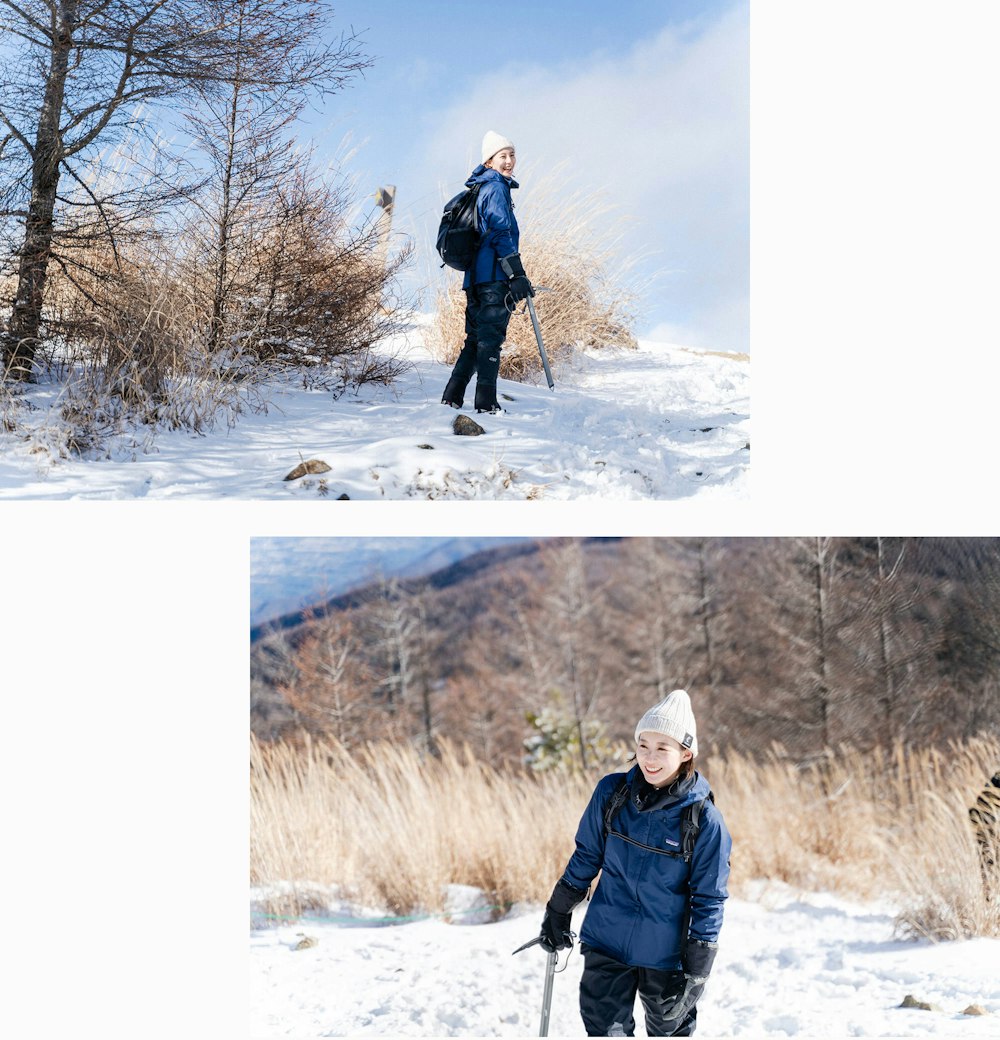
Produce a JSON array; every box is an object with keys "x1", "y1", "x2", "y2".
[
  {"x1": 481, "y1": 130, "x2": 515, "y2": 164},
  {"x1": 634, "y1": 689, "x2": 698, "y2": 756}
]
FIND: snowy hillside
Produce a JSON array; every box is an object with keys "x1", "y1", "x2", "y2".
[
  {"x1": 0, "y1": 323, "x2": 749, "y2": 500},
  {"x1": 249, "y1": 882, "x2": 998, "y2": 1038}
]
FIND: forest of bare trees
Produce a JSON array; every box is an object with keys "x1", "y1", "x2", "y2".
[
  {"x1": 1, "y1": 1, "x2": 411, "y2": 448},
  {"x1": 250, "y1": 536, "x2": 1000, "y2": 768}
]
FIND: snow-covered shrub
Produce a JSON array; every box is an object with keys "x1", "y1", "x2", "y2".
[
  {"x1": 36, "y1": 245, "x2": 258, "y2": 454},
  {"x1": 1, "y1": 148, "x2": 414, "y2": 453},
  {"x1": 427, "y1": 169, "x2": 640, "y2": 383}
]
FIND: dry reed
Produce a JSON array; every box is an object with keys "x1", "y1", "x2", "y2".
[
  {"x1": 250, "y1": 734, "x2": 597, "y2": 918},
  {"x1": 250, "y1": 733, "x2": 1000, "y2": 938},
  {"x1": 713, "y1": 736, "x2": 1000, "y2": 938}
]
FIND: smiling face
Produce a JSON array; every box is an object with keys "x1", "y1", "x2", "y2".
[
  {"x1": 485, "y1": 147, "x2": 516, "y2": 178},
  {"x1": 636, "y1": 731, "x2": 693, "y2": 788}
]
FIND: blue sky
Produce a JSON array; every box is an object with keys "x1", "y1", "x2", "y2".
[{"x1": 302, "y1": 0, "x2": 748, "y2": 350}]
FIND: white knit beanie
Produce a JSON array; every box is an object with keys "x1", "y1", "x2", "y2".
[
  {"x1": 481, "y1": 130, "x2": 515, "y2": 164},
  {"x1": 634, "y1": 689, "x2": 698, "y2": 756}
]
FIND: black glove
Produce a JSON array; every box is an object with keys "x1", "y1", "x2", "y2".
[
  {"x1": 539, "y1": 879, "x2": 586, "y2": 953},
  {"x1": 657, "y1": 971, "x2": 688, "y2": 1011},
  {"x1": 659, "y1": 938, "x2": 718, "y2": 1022},
  {"x1": 499, "y1": 252, "x2": 534, "y2": 303}
]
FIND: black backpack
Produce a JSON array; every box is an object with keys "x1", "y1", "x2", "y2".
[
  {"x1": 436, "y1": 182, "x2": 482, "y2": 271},
  {"x1": 603, "y1": 774, "x2": 713, "y2": 862}
]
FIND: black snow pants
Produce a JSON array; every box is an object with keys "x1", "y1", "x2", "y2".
[
  {"x1": 579, "y1": 945, "x2": 698, "y2": 1037},
  {"x1": 441, "y1": 280, "x2": 511, "y2": 411}
]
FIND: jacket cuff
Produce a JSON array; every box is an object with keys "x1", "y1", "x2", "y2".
[
  {"x1": 548, "y1": 878, "x2": 588, "y2": 914},
  {"x1": 683, "y1": 937, "x2": 718, "y2": 979},
  {"x1": 499, "y1": 252, "x2": 526, "y2": 280}
]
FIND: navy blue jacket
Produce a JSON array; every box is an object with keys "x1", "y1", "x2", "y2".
[
  {"x1": 560, "y1": 766, "x2": 731, "y2": 970},
  {"x1": 462, "y1": 165, "x2": 520, "y2": 290}
]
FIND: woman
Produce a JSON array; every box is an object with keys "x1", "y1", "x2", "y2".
[
  {"x1": 441, "y1": 130, "x2": 533, "y2": 414},
  {"x1": 537, "y1": 690, "x2": 731, "y2": 1037}
]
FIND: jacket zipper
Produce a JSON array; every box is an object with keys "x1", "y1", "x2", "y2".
[{"x1": 607, "y1": 828, "x2": 689, "y2": 860}]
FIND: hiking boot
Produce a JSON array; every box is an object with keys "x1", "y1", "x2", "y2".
[
  {"x1": 474, "y1": 384, "x2": 502, "y2": 414},
  {"x1": 441, "y1": 374, "x2": 468, "y2": 409}
]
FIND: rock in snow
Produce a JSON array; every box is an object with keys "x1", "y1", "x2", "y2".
[{"x1": 283, "y1": 459, "x2": 332, "y2": 481}]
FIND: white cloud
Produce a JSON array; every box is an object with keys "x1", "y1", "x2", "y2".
[{"x1": 397, "y1": 6, "x2": 748, "y2": 350}]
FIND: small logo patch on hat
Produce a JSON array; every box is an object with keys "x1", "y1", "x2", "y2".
[{"x1": 682, "y1": 732, "x2": 694, "y2": 748}]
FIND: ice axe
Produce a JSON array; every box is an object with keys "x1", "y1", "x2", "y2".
[
  {"x1": 512, "y1": 933, "x2": 564, "y2": 1036},
  {"x1": 502, "y1": 260, "x2": 555, "y2": 390},
  {"x1": 526, "y1": 289, "x2": 555, "y2": 391}
]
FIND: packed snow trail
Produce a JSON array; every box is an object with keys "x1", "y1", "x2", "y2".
[
  {"x1": 249, "y1": 883, "x2": 999, "y2": 1037},
  {"x1": 0, "y1": 332, "x2": 748, "y2": 500}
]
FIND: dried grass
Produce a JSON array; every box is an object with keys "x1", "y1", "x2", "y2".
[
  {"x1": 251, "y1": 733, "x2": 1000, "y2": 938},
  {"x1": 250, "y1": 734, "x2": 594, "y2": 918},
  {"x1": 714, "y1": 736, "x2": 1000, "y2": 938}
]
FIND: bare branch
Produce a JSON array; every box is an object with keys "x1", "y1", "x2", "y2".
[
  {"x1": 0, "y1": 0, "x2": 53, "y2": 39},
  {"x1": 58, "y1": 160, "x2": 124, "y2": 273},
  {"x1": 0, "y1": 108, "x2": 35, "y2": 158}
]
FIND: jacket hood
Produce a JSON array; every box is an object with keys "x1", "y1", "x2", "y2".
[{"x1": 466, "y1": 165, "x2": 519, "y2": 190}]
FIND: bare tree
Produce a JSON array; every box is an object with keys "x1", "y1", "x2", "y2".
[
  {"x1": 938, "y1": 539, "x2": 1000, "y2": 680},
  {"x1": 367, "y1": 576, "x2": 442, "y2": 754},
  {"x1": 616, "y1": 539, "x2": 689, "y2": 702},
  {"x1": 180, "y1": 0, "x2": 371, "y2": 355},
  {"x1": 1, "y1": 2, "x2": 225, "y2": 376},
  {"x1": 806, "y1": 536, "x2": 835, "y2": 747},
  {"x1": 831, "y1": 537, "x2": 923, "y2": 744},
  {"x1": 683, "y1": 537, "x2": 731, "y2": 753},
  {"x1": 0, "y1": 0, "x2": 370, "y2": 380},
  {"x1": 728, "y1": 537, "x2": 842, "y2": 754},
  {"x1": 508, "y1": 572, "x2": 562, "y2": 707},
  {"x1": 540, "y1": 539, "x2": 608, "y2": 771},
  {"x1": 871, "y1": 537, "x2": 907, "y2": 734},
  {"x1": 694, "y1": 540, "x2": 723, "y2": 697},
  {"x1": 279, "y1": 611, "x2": 370, "y2": 746}
]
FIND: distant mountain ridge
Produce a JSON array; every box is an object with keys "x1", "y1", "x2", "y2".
[
  {"x1": 250, "y1": 536, "x2": 1000, "y2": 763},
  {"x1": 250, "y1": 536, "x2": 531, "y2": 630},
  {"x1": 250, "y1": 537, "x2": 550, "y2": 642}
]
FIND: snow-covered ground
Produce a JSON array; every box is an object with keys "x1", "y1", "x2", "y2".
[
  {"x1": 0, "y1": 325, "x2": 749, "y2": 500},
  {"x1": 249, "y1": 881, "x2": 999, "y2": 1038}
]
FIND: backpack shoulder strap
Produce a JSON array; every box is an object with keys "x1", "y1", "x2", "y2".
[
  {"x1": 468, "y1": 181, "x2": 482, "y2": 229},
  {"x1": 679, "y1": 791, "x2": 714, "y2": 940},
  {"x1": 602, "y1": 774, "x2": 631, "y2": 836},
  {"x1": 681, "y1": 790, "x2": 714, "y2": 861}
]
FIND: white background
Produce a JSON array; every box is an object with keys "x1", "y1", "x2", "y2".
[{"x1": 3, "y1": 2, "x2": 1000, "y2": 1035}]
